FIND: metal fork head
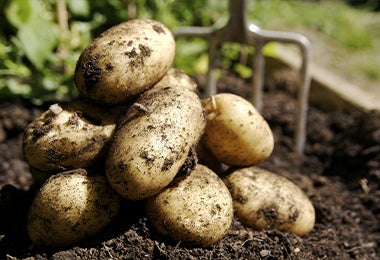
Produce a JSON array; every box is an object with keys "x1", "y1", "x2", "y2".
[{"x1": 174, "y1": 0, "x2": 312, "y2": 155}]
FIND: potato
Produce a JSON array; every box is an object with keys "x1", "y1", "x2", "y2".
[
  {"x1": 27, "y1": 169, "x2": 120, "y2": 247},
  {"x1": 153, "y1": 68, "x2": 197, "y2": 91},
  {"x1": 202, "y1": 93, "x2": 274, "y2": 166},
  {"x1": 106, "y1": 85, "x2": 206, "y2": 200},
  {"x1": 75, "y1": 19, "x2": 175, "y2": 105},
  {"x1": 223, "y1": 167, "x2": 315, "y2": 236},
  {"x1": 22, "y1": 101, "x2": 119, "y2": 173},
  {"x1": 145, "y1": 164, "x2": 233, "y2": 247}
]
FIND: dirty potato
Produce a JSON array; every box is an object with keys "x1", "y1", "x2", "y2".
[
  {"x1": 202, "y1": 93, "x2": 274, "y2": 166},
  {"x1": 145, "y1": 164, "x2": 233, "y2": 247},
  {"x1": 75, "y1": 19, "x2": 175, "y2": 105},
  {"x1": 106, "y1": 86, "x2": 206, "y2": 200},
  {"x1": 27, "y1": 169, "x2": 120, "y2": 247},
  {"x1": 22, "y1": 101, "x2": 119, "y2": 173},
  {"x1": 223, "y1": 167, "x2": 315, "y2": 236}
]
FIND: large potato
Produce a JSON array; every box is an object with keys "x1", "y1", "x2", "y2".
[
  {"x1": 223, "y1": 167, "x2": 315, "y2": 236},
  {"x1": 22, "y1": 101, "x2": 119, "y2": 173},
  {"x1": 106, "y1": 86, "x2": 206, "y2": 200},
  {"x1": 27, "y1": 169, "x2": 120, "y2": 247},
  {"x1": 75, "y1": 19, "x2": 175, "y2": 105},
  {"x1": 145, "y1": 164, "x2": 233, "y2": 247},
  {"x1": 202, "y1": 93, "x2": 274, "y2": 166}
]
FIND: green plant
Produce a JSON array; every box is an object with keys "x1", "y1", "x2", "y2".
[
  {"x1": 1, "y1": 0, "x2": 378, "y2": 103},
  {"x1": 0, "y1": 0, "x2": 103, "y2": 104},
  {"x1": 0, "y1": 0, "x2": 223, "y2": 104}
]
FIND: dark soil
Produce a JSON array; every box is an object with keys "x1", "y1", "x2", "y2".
[{"x1": 1, "y1": 69, "x2": 379, "y2": 259}]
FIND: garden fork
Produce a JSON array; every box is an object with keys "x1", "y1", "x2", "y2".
[{"x1": 174, "y1": 0, "x2": 311, "y2": 155}]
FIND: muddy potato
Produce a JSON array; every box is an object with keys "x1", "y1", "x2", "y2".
[
  {"x1": 22, "y1": 102, "x2": 119, "y2": 173},
  {"x1": 153, "y1": 68, "x2": 197, "y2": 91},
  {"x1": 106, "y1": 86, "x2": 206, "y2": 200},
  {"x1": 75, "y1": 19, "x2": 175, "y2": 105},
  {"x1": 223, "y1": 167, "x2": 315, "y2": 236},
  {"x1": 27, "y1": 169, "x2": 120, "y2": 247},
  {"x1": 202, "y1": 93, "x2": 274, "y2": 166},
  {"x1": 145, "y1": 164, "x2": 233, "y2": 247}
]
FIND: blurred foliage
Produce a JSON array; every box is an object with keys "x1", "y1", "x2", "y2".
[
  {"x1": 249, "y1": 0, "x2": 380, "y2": 86},
  {"x1": 0, "y1": 0, "x2": 226, "y2": 104},
  {"x1": 250, "y1": 0, "x2": 377, "y2": 50},
  {"x1": 1, "y1": 0, "x2": 101, "y2": 104},
  {"x1": 0, "y1": 0, "x2": 379, "y2": 104}
]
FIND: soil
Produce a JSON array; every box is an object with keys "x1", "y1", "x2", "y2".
[{"x1": 0, "y1": 68, "x2": 379, "y2": 259}]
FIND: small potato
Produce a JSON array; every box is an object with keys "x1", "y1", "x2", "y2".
[
  {"x1": 75, "y1": 19, "x2": 175, "y2": 105},
  {"x1": 153, "y1": 68, "x2": 197, "y2": 91},
  {"x1": 202, "y1": 93, "x2": 274, "y2": 166},
  {"x1": 27, "y1": 169, "x2": 120, "y2": 247},
  {"x1": 106, "y1": 86, "x2": 205, "y2": 200},
  {"x1": 22, "y1": 101, "x2": 119, "y2": 173},
  {"x1": 145, "y1": 164, "x2": 233, "y2": 247},
  {"x1": 223, "y1": 167, "x2": 315, "y2": 236}
]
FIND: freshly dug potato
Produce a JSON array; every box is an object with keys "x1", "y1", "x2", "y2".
[
  {"x1": 106, "y1": 86, "x2": 206, "y2": 200},
  {"x1": 153, "y1": 68, "x2": 197, "y2": 91},
  {"x1": 202, "y1": 93, "x2": 274, "y2": 166},
  {"x1": 27, "y1": 169, "x2": 120, "y2": 247},
  {"x1": 145, "y1": 164, "x2": 233, "y2": 247},
  {"x1": 22, "y1": 102, "x2": 119, "y2": 173},
  {"x1": 75, "y1": 19, "x2": 175, "y2": 105},
  {"x1": 223, "y1": 167, "x2": 315, "y2": 236}
]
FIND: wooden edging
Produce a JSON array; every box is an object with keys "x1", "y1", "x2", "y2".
[{"x1": 274, "y1": 45, "x2": 380, "y2": 113}]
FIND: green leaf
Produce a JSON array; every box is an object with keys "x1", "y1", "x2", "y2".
[
  {"x1": 42, "y1": 73, "x2": 60, "y2": 91},
  {"x1": 3, "y1": 59, "x2": 31, "y2": 77},
  {"x1": 0, "y1": 41, "x2": 12, "y2": 57},
  {"x1": 67, "y1": 0, "x2": 90, "y2": 17},
  {"x1": 15, "y1": 2, "x2": 58, "y2": 69},
  {"x1": 194, "y1": 53, "x2": 208, "y2": 74},
  {"x1": 5, "y1": 0, "x2": 32, "y2": 28},
  {"x1": 263, "y1": 42, "x2": 278, "y2": 58},
  {"x1": 234, "y1": 63, "x2": 252, "y2": 79},
  {"x1": 7, "y1": 78, "x2": 32, "y2": 96},
  {"x1": 18, "y1": 19, "x2": 57, "y2": 69}
]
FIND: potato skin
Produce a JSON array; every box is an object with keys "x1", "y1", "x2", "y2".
[
  {"x1": 27, "y1": 169, "x2": 120, "y2": 247},
  {"x1": 75, "y1": 19, "x2": 175, "y2": 105},
  {"x1": 106, "y1": 86, "x2": 206, "y2": 200},
  {"x1": 202, "y1": 93, "x2": 274, "y2": 166},
  {"x1": 22, "y1": 102, "x2": 118, "y2": 173},
  {"x1": 145, "y1": 164, "x2": 233, "y2": 247},
  {"x1": 153, "y1": 68, "x2": 197, "y2": 91},
  {"x1": 223, "y1": 167, "x2": 315, "y2": 236}
]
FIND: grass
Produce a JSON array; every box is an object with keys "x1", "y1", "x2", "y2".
[{"x1": 247, "y1": 0, "x2": 380, "y2": 96}]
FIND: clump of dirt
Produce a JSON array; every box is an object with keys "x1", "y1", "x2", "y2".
[{"x1": 1, "y1": 69, "x2": 379, "y2": 259}]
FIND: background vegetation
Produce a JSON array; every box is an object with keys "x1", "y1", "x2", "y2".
[{"x1": 0, "y1": 0, "x2": 379, "y2": 104}]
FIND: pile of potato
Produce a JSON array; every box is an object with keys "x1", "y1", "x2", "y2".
[{"x1": 22, "y1": 19, "x2": 315, "y2": 248}]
